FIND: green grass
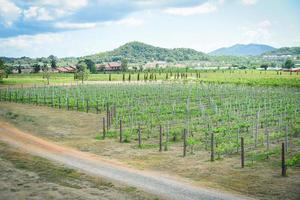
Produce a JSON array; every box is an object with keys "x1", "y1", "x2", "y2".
[{"x1": 1, "y1": 70, "x2": 299, "y2": 87}]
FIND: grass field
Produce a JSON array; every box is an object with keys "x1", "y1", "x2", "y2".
[{"x1": 1, "y1": 70, "x2": 300, "y2": 87}]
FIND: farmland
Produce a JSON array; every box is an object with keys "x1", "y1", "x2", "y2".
[
  {"x1": 1, "y1": 70, "x2": 300, "y2": 87},
  {"x1": 0, "y1": 71, "x2": 300, "y2": 199},
  {"x1": 1, "y1": 80, "x2": 299, "y2": 156}
]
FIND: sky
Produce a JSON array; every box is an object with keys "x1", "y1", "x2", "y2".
[{"x1": 0, "y1": 0, "x2": 299, "y2": 58}]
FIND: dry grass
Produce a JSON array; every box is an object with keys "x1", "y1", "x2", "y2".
[
  {"x1": 0, "y1": 102, "x2": 300, "y2": 199},
  {"x1": 0, "y1": 141, "x2": 159, "y2": 200}
]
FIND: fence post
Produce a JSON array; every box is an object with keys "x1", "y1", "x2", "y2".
[
  {"x1": 241, "y1": 137, "x2": 244, "y2": 168},
  {"x1": 106, "y1": 103, "x2": 109, "y2": 130},
  {"x1": 102, "y1": 117, "x2": 106, "y2": 139},
  {"x1": 119, "y1": 119, "x2": 123, "y2": 143},
  {"x1": 76, "y1": 99, "x2": 79, "y2": 111},
  {"x1": 285, "y1": 125, "x2": 288, "y2": 153},
  {"x1": 58, "y1": 97, "x2": 61, "y2": 109},
  {"x1": 211, "y1": 132, "x2": 214, "y2": 161},
  {"x1": 282, "y1": 142, "x2": 287, "y2": 176},
  {"x1": 96, "y1": 101, "x2": 99, "y2": 114},
  {"x1": 67, "y1": 97, "x2": 69, "y2": 110},
  {"x1": 159, "y1": 125, "x2": 162, "y2": 152},
  {"x1": 138, "y1": 124, "x2": 142, "y2": 148},
  {"x1": 183, "y1": 129, "x2": 187, "y2": 157},
  {"x1": 86, "y1": 99, "x2": 89, "y2": 113},
  {"x1": 164, "y1": 122, "x2": 169, "y2": 151}
]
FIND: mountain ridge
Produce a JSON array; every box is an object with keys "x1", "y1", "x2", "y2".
[
  {"x1": 209, "y1": 43, "x2": 276, "y2": 56},
  {"x1": 83, "y1": 41, "x2": 207, "y2": 63}
]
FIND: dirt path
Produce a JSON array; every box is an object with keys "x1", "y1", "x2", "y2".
[{"x1": 0, "y1": 122, "x2": 249, "y2": 200}]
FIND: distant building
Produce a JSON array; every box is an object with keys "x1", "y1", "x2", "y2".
[
  {"x1": 105, "y1": 62, "x2": 121, "y2": 71},
  {"x1": 56, "y1": 66, "x2": 76, "y2": 73},
  {"x1": 282, "y1": 67, "x2": 300, "y2": 72},
  {"x1": 96, "y1": 62, "x2": 121, "y2": 71}
]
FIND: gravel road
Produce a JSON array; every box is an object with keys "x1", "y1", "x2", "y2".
[{"x1": 0, "y1": 123, "x2": 250, "y2": 200}]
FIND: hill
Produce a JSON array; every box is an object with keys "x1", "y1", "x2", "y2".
[
  {"x1": 209, "y1": 44, "x2": 276, "y2": 56},
  {"x1": 263, "y1": 47, "x2": 300, "y2": 55},
  {"x1": 83, "y1": 41, "x2": 207, "y2": 63}
]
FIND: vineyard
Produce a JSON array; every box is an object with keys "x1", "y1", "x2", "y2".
[{"x1": 1, "y1": 82, "x2": 299, "y2": 167}]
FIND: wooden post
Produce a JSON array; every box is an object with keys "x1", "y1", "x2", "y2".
[
  {"x1": 108, "y1": 110, "x2": 111, "y2": 129},
  {"x1": 183, "y1": 129, "x2": 187, "y2": 157},
  {"x1": 282, "y1": 142, "x2": 287, "y2": 176},
  {"x1": 58, "y1": 97, "x2": 61, "y2": 109},
  {"x1": 110, "y1": 109, "x2": 113, "y2": 125},
  {"x1": 86, "y1": 99, "x2": 89, "y2": 113},
  {"x1": 119, "y1": 119, "x2": 123, "y2": 143},
  {"x1": 96, "y1": 101, "x2": 99, "y2": 114},
  {"x1": 67, "y1": 97, "x2": 69, "y2": 110},
  {"x1": 159, "y1": 125, "x2": 162, "y2": 152},
  {"x1": 285, "y1": 125, "x2": 288, "y2": 153},
  {"x1": 106, "y1": 103, "x2": 109, "y2": 130},
  {"x1": 164, "y1": 123, "x2": 169, "y2": 151},
  {"x1": 241, "y1": 137, "x2": 244, "y2": 168},
  {"x1": 211, "y1": 132, "x2": 214, "y2": 161},
  {"x1": 76, "y1": 99, "x2": 79, "y2": 111},
  {"x1": 138, "y1": 124, "x2": 142, "y2": 148},
  {"x1": 102, "y1": 117, "x2": 106, "y2": 139}
]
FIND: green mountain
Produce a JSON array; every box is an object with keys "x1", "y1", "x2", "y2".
[
  {"x1": 83, "y1": 41, "x2": 207, "y2": 63},
  {"x1": 263, "y1": 47, "x2": 300, "y2": 55},
  {"x1": 209, "y1": 44, "x2": 276, "y2": 56}
]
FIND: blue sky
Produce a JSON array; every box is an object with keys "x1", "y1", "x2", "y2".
[{"x1": 0, "y1": 0, "x2": 299, "y2": 58}]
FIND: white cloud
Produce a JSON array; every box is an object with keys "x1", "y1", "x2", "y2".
[
  {"x1": 0, "y1": 0, "x2": 22, "y2": 27},
  {"x1": 54, "y1": 22, "x2": 97, "y2": 29},
  {"x1": 24, "y1": 6, "x2": 53, "y2": 21},
  {"x1": 23, "y1": 0, "x2": 88, "y2": 21},
  {"x1": 164, "y1": 2, "x2": 217, "y2": 16},
  {"x1": 0, "y1": 33, "x2": 63, "y2": 49},
  {"x1": 258, "y1": 20, "x2": 271, "y2": 28},
  {"x1": 54, "y1": 16, "x2": 143, "y2": 31},
  {"x1": 239, "y1": 20, "x2": 272, "y2": 43},
  {"x1": 115, "y1": 17, "x2": 144, "y2": 27},
  {"x1": 38, "y1": 0, "x2": 88, "y2": 11},
  {"x1": 242, "y1": 0, "x2": 258, "y2": 6}
]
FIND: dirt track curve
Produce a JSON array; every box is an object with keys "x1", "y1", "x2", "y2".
[{"x1": 0, "y1": 122, "x2": 250, "y2": 200}]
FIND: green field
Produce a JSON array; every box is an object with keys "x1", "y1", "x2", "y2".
[
  {"x1": 1, "y1": 79, "x2": 299, "y2": 162},
  {"x1": 1, "y1": 70, "x2": 300, "y2": 87},
  {"x1": 1, "y1": 71, "x2": 300, "y2": 199}
]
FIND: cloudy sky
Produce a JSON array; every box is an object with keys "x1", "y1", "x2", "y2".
[{"x1": 0, "y1": 0, "x2": 299, "y2": 58}]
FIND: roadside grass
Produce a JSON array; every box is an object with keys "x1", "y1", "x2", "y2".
[{"x1": 1, "y1": 102, "x2": 300, "y2": 199}]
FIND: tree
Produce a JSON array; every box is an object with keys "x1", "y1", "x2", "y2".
[
  {"x1": 76, "y1": 60, "x2": 89, "y2": 83},
  {"x1": 283, "y1": 59, "x2": 295, "y2": 69},
  {"x1": 17, "y1": 65, "x2": 22, "y2": 73},
  {"x1": 139, "y1": 65, "x2": 144, "y2": 72},
  {"x1": 33, "y1": 63, "x2": 41, "y2": 73},
  {"x1": 0, "y1": 59, "x2": 6, "y2": 80},
  {"x1": 49, "y1": 55, "x2": 57, "y2": 69},
  {"x1": 16, "y1": 61, "x2": 22, "y2": 73},
  {"x1": 121, "y1": 58, "x2": 128, "y2": 72},
  {"x1": 0, "y1": 60, "x2": 12, "y2": 79},
  {"x1": 42, "y1": 63, "x2": 50, "y2": 85},
  {"x1": 260, "y1": 64, "x2": 268, "y2": 71},
  {"x1": 84, "y1": 59, "x2": 96, "y2": 74}
]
